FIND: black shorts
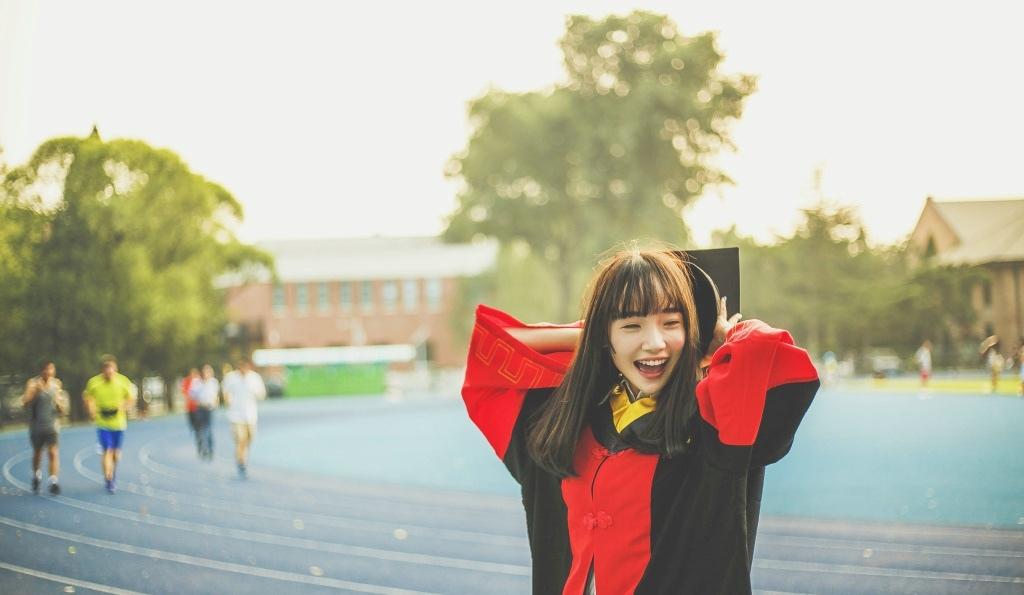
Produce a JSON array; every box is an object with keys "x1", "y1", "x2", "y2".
[{"x1": 30, "y1": 429, "x2": 58, "y2": 450}]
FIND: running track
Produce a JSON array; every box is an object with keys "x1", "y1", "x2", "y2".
[{"x1": 0, "y1": 393, "x2": 1021, "y2": 594}]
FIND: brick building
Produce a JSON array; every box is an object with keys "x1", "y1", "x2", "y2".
[
  {"x1": 223, "y1": 237, "x2": 497, "y2": 368},
  {"x1": 908, "y1": 197, "x2": 1024, "y2": 346}
]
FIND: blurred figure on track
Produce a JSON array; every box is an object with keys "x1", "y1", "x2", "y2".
[
  {"x1": 222, "y1": 357, "x2": 265, "y2": 479},
  {"x1": 84, "y1": 355, "x2": 135, "y2": 494},
  {"x1": 189, "y1": 364, "x2": 219, "y2": 460},
  {"x1": 181, "y1": 367, "x2": 200, "y2": 449},
  {"x1": 980, "y1": 336, "x2": 1002, "y2": 393},
  {"x1": 1016, "y1": 342, "x2": 1024, "y2": 397},
  {"x1": 914, "y1": 340, "x2": 933, "y2": 388},
  {"x1": 22, "y1": 360, "x2": 66, "y2": 495}
]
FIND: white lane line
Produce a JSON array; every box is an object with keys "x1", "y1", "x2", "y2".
[
  {"x1": 72, "y1": 447, "x2": 528, "y2": 548},
  {"x1": 25, "y1": 448, "x2": 532, "y2": 576},
  {"x1": 135, "y1": 431, "x2": 520, "y2": 512},
  {"x1": 2, "y1": 449, "x2": 32, "y2": 482},
  {"x1": 84, "y1": 445, "x2": 1024, "y2": 563},
  {"x1": 759, "y1": 517, "x2": 1024, "y2": 543},
  {"x1": 757, "y1": 534, "x2": 1024, "y2": 559},
  {"x1": 754, "y1": 558, "x2": 1024, "y2": 583},
  {"x1": 0, "y1": 560, "x2": 151, "y2": 595},
  {"x1": 82, "y1": 447, "x2": 1024, "y2": 562},
  {"x1": 0, "y1": 515, "x2": 440, "y2": 595}
]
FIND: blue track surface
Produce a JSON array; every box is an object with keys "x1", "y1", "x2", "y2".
[
  {"x1": 0, "y1": 388, "x2": 1021, "y2": 594},
  {"x1": 257, "y1": 389, "x2": 1024, "y2": 527}
]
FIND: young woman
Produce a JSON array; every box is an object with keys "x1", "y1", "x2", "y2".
[{"x1": 462, "y1": 246, "x2": 819, "y2": 594}]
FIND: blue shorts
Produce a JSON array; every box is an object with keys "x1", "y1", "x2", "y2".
[{"x1": 97, "y1": 429, "x2": 125, "y2": 451}]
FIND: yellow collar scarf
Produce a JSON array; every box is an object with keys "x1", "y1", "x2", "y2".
[{"x1": 609, "y1": 381, "x2": 657, "y2": 434}]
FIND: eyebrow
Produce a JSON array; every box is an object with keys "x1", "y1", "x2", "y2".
[{"x1": 617, "y1": 308, "x2": 682, "y2": 318}]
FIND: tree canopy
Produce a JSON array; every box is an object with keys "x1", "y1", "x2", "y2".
[
  {"x1": 0, "y1": 131, "x2": 271, "y2": 415},
  {"x1": 712, "y1": 203, "x2": 984, "y2": 367},
  {"x1": 445, "y1": 11, "x2": 755, "y2": 321}
]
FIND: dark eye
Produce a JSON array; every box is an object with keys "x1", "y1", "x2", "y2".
[
  {"x1": 664, "y1": 318, "x2": 682, "y2": 328},
  {"x1": 621, "y1": 323, "x2": 641, "y2": 330}
]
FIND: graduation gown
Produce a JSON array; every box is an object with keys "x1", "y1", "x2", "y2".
[{"x1": 462, "y1": 305, "x2": 819, "y2": 595}]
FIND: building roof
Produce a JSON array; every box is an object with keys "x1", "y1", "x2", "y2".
[
  {"x1": 254, "y1": 236, "x2": 499, "y2": 283},
  {"x1": 923, "y1": 198, "x2": 1024, "y2": 265}
]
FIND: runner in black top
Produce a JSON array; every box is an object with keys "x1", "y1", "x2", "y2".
[{"x1": 22, "y1": 361, "x2": 66, "y2": 495}]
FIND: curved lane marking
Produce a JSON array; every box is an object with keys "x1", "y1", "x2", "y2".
[
  {"x1": 0, "y1": 515, "x2": 439, "y2": 595},
  {"x1": 0, "y1": 560, "x2": 151, "y2": 595},
  {"x1": 13, "y1": 448, "x2": 533, "y2": 576},
  {"x1": 76, "y1": 447, "x2": 1024, "y2": 562},
  {"x1": 753, "y1": 559, "x2": 1024, "y2": 584},
  {"x1": 72, "y1": 446, "x2": 528, "y2": 548},
  {"x1": 135, "y1": 434, "x2": 520, "y2": 512},
  {"x1": 64, "y1": 445, "x2": 1024, "y2": 568}
]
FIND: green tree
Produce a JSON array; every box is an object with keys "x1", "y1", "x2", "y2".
[
  {"x1": 1, "y1": 130, "x2": 271, "y2": 416},
  {"x1": 445, "y1": 11, "x2": 755, "y2": 321},
  {"x1": 0, "y1": 149, "x2": 50, "y2": 376},
  {"x1": 711, "y1": 204, "x2": 982, "y2": 368}
]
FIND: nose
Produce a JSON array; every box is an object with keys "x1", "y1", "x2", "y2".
[{"x1": 641, "y1": 326, "x2": 667, "y2": 352}]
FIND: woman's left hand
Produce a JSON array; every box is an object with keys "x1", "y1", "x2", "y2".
[{"x1": 701, "y1": 297, "x2": 742, "y2": 366}]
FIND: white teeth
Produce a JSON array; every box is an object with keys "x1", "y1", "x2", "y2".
[{"x1": 636, "y1": 359, "x2": 666, "y2": 366}]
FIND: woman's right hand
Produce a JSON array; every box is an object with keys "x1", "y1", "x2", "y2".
[{"x1": 702, "y1": 297, "x2": 742, "y2": 366}]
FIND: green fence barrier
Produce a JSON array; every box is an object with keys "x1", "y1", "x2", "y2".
[{"x1": 282, "y1": 363, "x2": 387, "y2": 397}]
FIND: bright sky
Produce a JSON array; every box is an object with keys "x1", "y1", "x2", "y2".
[{"x1": 2, "y1": 1, "x2": 1022, "y2": 246}]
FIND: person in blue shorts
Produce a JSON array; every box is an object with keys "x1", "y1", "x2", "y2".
[{"x1": 83, "y1": 355, "x2": 135, "y2": 493}]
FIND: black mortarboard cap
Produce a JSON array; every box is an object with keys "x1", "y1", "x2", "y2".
[{"x1": 675, "y1": 247, "x2": 740, "y2": 354}]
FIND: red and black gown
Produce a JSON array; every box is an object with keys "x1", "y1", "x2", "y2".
[{"x1": 462, "y1": 305, "x2": 820, "y2": 595}]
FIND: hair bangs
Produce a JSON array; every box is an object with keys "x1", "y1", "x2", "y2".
[{"x1": 606, "y1": 252, "x2": 692, "y2": 321}]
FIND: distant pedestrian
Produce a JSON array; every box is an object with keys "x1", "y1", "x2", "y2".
[
  {"x1": 222, "y1": 358, "x2": 266, "y2": 479},
  {"x1": 1017, "y1": 343, "x2": 1024, "y2": 397},
  {"x1": 181, "y1": 367, "x2": 200, "y2": 446},
  {"x1": 980, "y1": 336, "x2": 1002, "y2": 393},
  {"x1": 822, "y1": 351, "x2": 838, "y2": 385},
  {"x1": 84, "y1": 355, "x2": 135, "y2": 494},
  {"x1": 914, "y1": 340, "x2": 933, "y2": 388},
  {"x1": 22, "y1": 361, "x2": 65, "y2": 495},
  {"x1": 189, "y1": 364, "x2": 219, "y2": 460}
]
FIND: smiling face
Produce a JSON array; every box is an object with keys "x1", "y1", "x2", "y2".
[
  {"x1": 578, "y1": 248, "x2": 700, "y2": 400},
  {"x1": 609, "y1": 311, "x2": 686, "y2": 396}
]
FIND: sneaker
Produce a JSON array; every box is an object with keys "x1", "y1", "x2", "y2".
[
  {"x1": 49, "y1": 482, "x2": 61, "y2": 496},
  {"x1": 237, "y1": 464, "x2": 248, "y2": 480},
  {"x1": 31, "y1": 475, "x2": 40, "y2": 494},
  {"x1": 105, "y1": 479, "x2": 116, "y2": 494}
]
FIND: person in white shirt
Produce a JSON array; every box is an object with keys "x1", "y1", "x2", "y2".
[
  {"x1": 221, "y1": 358, "x2": 266, "y2": 478},
  {"x1": 188, "y1": 364, "x2": 220, "y2": 461},
  {"x1": 914, "y1": 340, "x2": 932, "y2": 388}
]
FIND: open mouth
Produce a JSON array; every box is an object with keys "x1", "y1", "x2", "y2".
[{"x1": 634, "y1": 358, "x2": 668, "y2": 378}]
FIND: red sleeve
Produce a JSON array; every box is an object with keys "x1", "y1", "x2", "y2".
[
  {"x1": 462, "y1": 305, "x2": 577, "y2": 459},
  {"x1": 696, "y1": 320, "x2": 819, "y2": 447}
]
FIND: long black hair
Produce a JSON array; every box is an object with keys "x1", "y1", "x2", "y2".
[{"x1": 527, "y1": 246, "x2": 703, "y2": 477}]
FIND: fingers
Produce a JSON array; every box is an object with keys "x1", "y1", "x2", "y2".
[{"x1": 720, "y1": 296, "x2": 742, "y2": 323}]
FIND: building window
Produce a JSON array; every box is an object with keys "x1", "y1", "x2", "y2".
[
  {"x1": 403, "y1": 279, "x2": 419, "y2": 312},
  {"x1": 272, "y1": 284, "x2": 287, "y2": 314},
  {"x1": 318, "y1": 282, "x2": 330, "y2": 313},
  {"x1": 426, "y1": 279, "x2": 443, "y2": 312},
  {"x1": 339, "y1": 281, "x2": 352, "y2": 312},
  {"x1": 361, "y1": 281, "x2": 374, "y2": 313},
  {"x1": 296, "y1": 284, "x2": 309, "y2": 315},
  {"x1": 382, "y1": 280, "x2": 398, "y2": 312}
]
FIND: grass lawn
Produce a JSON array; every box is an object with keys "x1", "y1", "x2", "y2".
[{"x1": 841, "y1": 374, "x2": 1024, "y2": 396}]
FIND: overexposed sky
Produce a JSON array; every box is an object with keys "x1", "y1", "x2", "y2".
[{"x1": 2, "y1": 1, "x2": 1022, "y2": 246}]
